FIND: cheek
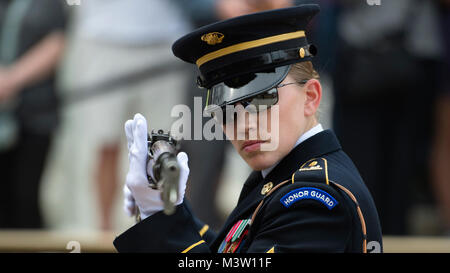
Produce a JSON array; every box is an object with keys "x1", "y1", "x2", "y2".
[
  {"x1": 277, "y1": 90, "x2": 305, "y2": 139},
  {"x1": 222, "y1": 122, "x2": 237, "y2": 140},
  {"x1": 280, "y1": 89, "x2": 304, "y2": 118}
]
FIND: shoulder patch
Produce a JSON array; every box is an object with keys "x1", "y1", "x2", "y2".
[{"x1": 279, "y1": 187, "x2": 338, "y2": 210}]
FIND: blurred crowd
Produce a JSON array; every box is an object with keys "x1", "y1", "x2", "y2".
[{"x1": 0, "y1": 0, "x2": 449, "y2": 237}]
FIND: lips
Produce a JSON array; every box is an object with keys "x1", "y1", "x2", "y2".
[{"x1": 241, "y1": 140, "x2": 267, "y2": 153}]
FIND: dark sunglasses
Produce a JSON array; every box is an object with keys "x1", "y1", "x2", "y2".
[{"x1": 212, "y1": 80, "x2": 309, "y2": 125}]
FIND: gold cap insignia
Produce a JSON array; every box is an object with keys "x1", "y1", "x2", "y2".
[
  {"x1": 261, "y1": 182, "x2": 274, "y2": 195},
  {"x1": 201, "y1": 32, "x2": 225, "y2": 45}
]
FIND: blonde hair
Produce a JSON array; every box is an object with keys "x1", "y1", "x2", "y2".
[{"x1": 289, "y1": 61, "x2": 320, "y2": 81}]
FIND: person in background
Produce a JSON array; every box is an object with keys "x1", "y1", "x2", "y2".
[
  {"x1": 43, "y1": 0, "x2": 191, "y2": 231},
  {"x1": 0, "y1": 0, "x2": 66, "y2": 229},
  {"x1": 332, "y1": 0, "x2": 443, "y2": 235},
  {"x1": 430, "y1": 0, "x2": 450, "y2": 236}
]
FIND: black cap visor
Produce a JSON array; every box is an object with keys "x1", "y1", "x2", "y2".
[{"x1": 205, "y1": 64, "x2": 290, "y2": 114}]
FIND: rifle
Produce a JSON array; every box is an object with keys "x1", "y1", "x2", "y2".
[{"x1": 147, "y1": 130, "x2": 180, "y2": 215}]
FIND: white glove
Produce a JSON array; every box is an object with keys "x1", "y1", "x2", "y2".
[{"x1": 123, "y1": 113, "x2": 189, "y2": 220}]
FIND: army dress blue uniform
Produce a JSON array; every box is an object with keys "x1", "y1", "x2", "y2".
[
  {"x1": 114, "y1": 129, "x2": 383, "y2": 252},
  {"x1": 113, "y1": 4, "x2": 383, "y2": 253}
]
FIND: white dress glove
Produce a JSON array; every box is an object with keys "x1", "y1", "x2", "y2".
[{"x1": 123, "y1": 113, "x2": 189, "y2": 220}]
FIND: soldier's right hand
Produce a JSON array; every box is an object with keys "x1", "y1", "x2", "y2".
[{"x1": 123, "y1": 113, "x2": 190, "y2": 220}]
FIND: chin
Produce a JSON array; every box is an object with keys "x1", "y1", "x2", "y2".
[{"x1": 242, "y1": 151, "x2": 279, "y2": 171}]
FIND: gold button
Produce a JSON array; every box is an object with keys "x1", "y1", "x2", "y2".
[
  {"x1": 299, "y1": 47, "x2": 306, "y2": 58},
  {"x1": 261, "y1": 182, "x2": 274, "y2": 195}
]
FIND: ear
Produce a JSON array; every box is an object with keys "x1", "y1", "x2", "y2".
[{"x1": 303, "y1": 79, "x2": 322, "y2": 117}]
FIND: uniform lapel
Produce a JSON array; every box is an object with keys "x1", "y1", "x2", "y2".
[
  {"x1": 237, "y1": 171, "x2": 263, "y2": 204},
  {"x1": 211, "y1": 173, "x2": 264, "y2": 250},
  {"x1": 211, "y1": 130, "x2": 342, "y2": 251},
  {"x1": 218, "y1": 171, "x2": 263, "y2": 233}
]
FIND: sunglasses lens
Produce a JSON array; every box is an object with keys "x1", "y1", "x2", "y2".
[
  {"x1": 213, "y1": 88, "x2": 279, "y2": 124},
  {"x1": 245, "y1": 88, "x2": 278, "y2": 112}
]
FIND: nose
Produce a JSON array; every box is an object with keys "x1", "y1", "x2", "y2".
[{"x1": 234, "y1": 103, "x2": 258, "y2": 140}]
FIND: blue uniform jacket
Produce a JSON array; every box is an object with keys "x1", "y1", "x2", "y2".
[{"x1": 113, "y1": 130, "x2": 383, "y2": 253}]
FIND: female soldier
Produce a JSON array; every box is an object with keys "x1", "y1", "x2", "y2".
[{"x1": 114, "y1": 4, "x2": 382, "y2": 253}]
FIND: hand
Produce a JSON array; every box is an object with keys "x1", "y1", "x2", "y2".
[
  {"x1": 215, "y1": 0, "x2": 293, "y2": 19},
  {"x1": 247, "y1": 0, "x2": 293, "y2": 12},
  {"x1": 123, "y1": 113, "x2": 190, "y2": 220},
  {"x1": 0, "y1": 67, "x2": 21, "y2": 102},
  {"x1": 215, "y1": 0, "x2": 254, "y2": 19}
]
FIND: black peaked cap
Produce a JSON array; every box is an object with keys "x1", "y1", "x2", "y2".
[{"x1": 172, "y1": 4, "x2": 320, "y2": 88}]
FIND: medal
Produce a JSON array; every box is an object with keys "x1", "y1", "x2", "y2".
[{"x1": 218, "y1": 219, "x2": 251, "y2": 253}]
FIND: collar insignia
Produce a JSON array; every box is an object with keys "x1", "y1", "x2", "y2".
[
  {"x1": 299, "y1": 160, "x2": 323, "y2": 171},
  {"x1": 261, "y1": 182, "x2": 274, "y2": 195}
]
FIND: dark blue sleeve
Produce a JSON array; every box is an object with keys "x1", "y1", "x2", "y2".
[{"x1": 113, "y1": 202, "x2": 216, "y2": 253}]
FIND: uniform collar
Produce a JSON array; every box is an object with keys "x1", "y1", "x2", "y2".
[{"x1": 261, "y1": 123, "x2": 324, "y2": 179}]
